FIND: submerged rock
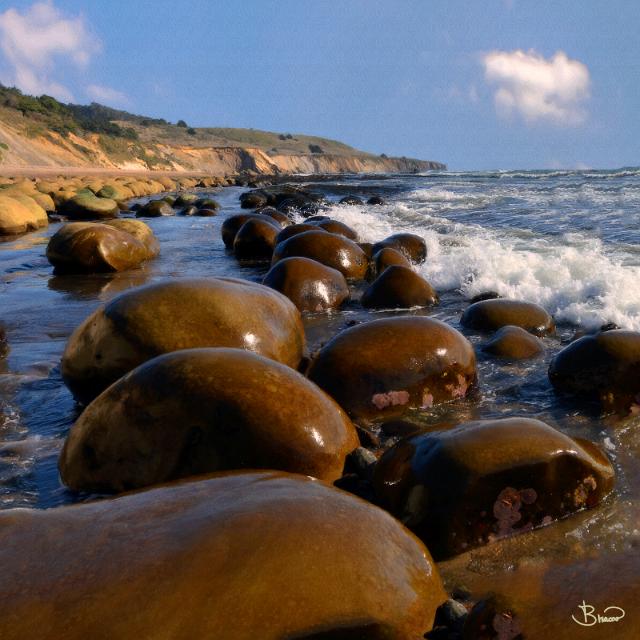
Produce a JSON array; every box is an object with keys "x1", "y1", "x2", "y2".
[
  {"x1": 481, "y1": 325, "x2": 544, "y2": 359},
  {"x1": 367, "y1": 195, "x2": 386, "y2": 205},
  {"x1": 0, "y1": 471, "x2": 446, "y2": 639},
  {"x1": 307, "y1": 316, "x2": 476, "y2": 420},
  {"x1": 136, "y1": 200, "x2": 173, "y2": 217},
  {"x1": 61, "y1": 277, "x2": 304, "y2": 403},
  {"x1": 374, "y1": 418, "x2": 615, "y2": 559},
  {"x1": 46, "y1": 222, "x2": 157, "y2": 273},
  {"x1": 60, "y1": 348, "x2": 358, "y2": 491},
  {"x1": 549, "y1": 329, "x2": 640, "y2": 413},
  {"x1": 263, "y1": 256, "x2": 349, "y2": 312},
  {"x1": 272, "y1": 230, "x2": 368, "y2": 280},
  {"x1": 361, "y1": 265, "x2": 439, "y2": 309},
  {"x1": 461, "y1": 299, "x2": 555, "y2": 336},
  {"x1": 372, "y1": 233, "x2": 427, "y2": 264}
]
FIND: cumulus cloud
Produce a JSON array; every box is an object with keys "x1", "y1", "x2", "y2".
[
  {"x1": 482, "y1": 49, "x2": 590, "y2": 125},
  {"x1": 86, "y1": 84, "x2": 129, "y2": 107},
  {"x1": 0, "y1": 1, "x2": 100, "y2": 101}
]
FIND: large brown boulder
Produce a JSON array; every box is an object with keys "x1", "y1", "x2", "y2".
[
  {"x1": 60, "y1": 348, "x2": 358, "y2": 491},
  {"x1": 549, "y1": 329, "x2": 640, "y2": 413},
  {"x1": 361, "y1": 265, "x2": 439, "y2": 309},
  {"x1": 309, "y1": 218, "x2": 359, "y2": 240},
  {"x1": 461, "y1": 299, "x2": 555, "y2": 336},
  {"x1": 263, "y1": 256, "x2": 349, "y2": 313},
  {"x1": 46, "y1": 222, "x2": 157, "y2": 273},
  {"x1": 374, "y1": 418, "x2": 615, "y2": 559},
  {"x1": 221, "y1": 213, "x2": 280, "y2": 248},
  {"x1": 307, "y1": 316, "x2": 477, "y2": 420},
  {"x1": 61, "y1": 278, "x2": 305, "y2": 403},
  {"x1": 482, "y1": 325, "x2": 544, "y2": 359},
  {"x1": 233, "y1": 217, "x2": 280, "y2": 261},
  {"x1": 0, "y1": 471, "x2": 446, "y2": 640},
  {"x1": 372, "y1": 233, "x2": 427, "y2": 264},
  {"x1": 272, "y1": 230, "x2": 368, "y2": 280},
  {"x1": 0, "y1": 195, "x2": 48, "y2": 235},
  {"x1": 369, "y1": 246, "x2": 411, "y2": 279},
  {"x1": 103, "y1": 219, "x2": 160, "y2": 257},
  {"x1": 59, "y1": 193, "x2": 119, "y2": 220},
  {"x1": 274, "y1": 222, "x2": 326, "y2": 244},
  {"x1": 136, "y1": 199, "x2": 174, "y2": 217}
]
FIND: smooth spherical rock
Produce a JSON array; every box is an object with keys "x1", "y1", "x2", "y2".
[
  {"x1": 103, "y1": 219, "x2": 160, "y2": 258},
  {"x1": 46, "y1": 222, "x2": 154, "y2": 273},
  {"x1": 374, "y1": 418, "x2": 615, "y2": 559},
  {"x1": 0, "y1": 195, "x2": 48, "y2": 235},
  {"x1": 274, "y1": 222, "x2": 325, "y2": 244},
  {"x1": 136, "y1": 200, "x2": 173, "y2": 217},
  {"x1": 60, "y1": 348, "x2": 358, "y2": 491},
  {"x1": 60, "y1": 193, "x2": 119, "y2": 220},
  {"x1": 256, "y1": 207, "x2": 291, "y2": 226},
  {"x1": 174, "y1": 193, "x2": 198, "y2": 207},
  {"x1": 233, "y1": 218, "x2": 280, "y2": 260},
  {"x1": 0, "y1": 471, "x2": 446, "y2": 640},
  {"x1": 549, "y1": 330, "x2": 640, "y2": 412},
  {"x1": 307, "y1": 316, "x2": 477, "y2": 420},
  {"x1": 309, "y1": 218, "x2": 359, "y2": 240},
  {"x1": 461, "y1": 299, "x2": 555, "y2": 336},
  {"x1": 272, "y1": 230, "x2": 368, "y2": 280},
  {"x1": 361, "y1": 265, "x2": 439, "y2": 309},
  {"x1": 239, "y1": 190, "x2": 268, "y2": 209},
  {"x1": 61, "y1": 277, "x2": 305, "y2": 403},
  {"x1": 372, "y1": 233, "x2": 427, "y2": 264},
  {"x1": 263, "y1": 256, "x2": 350, "y2": 313},
  {"x1": 221, "y1": 213, "x2": 280, "y2": 249},
  {"x1": 370, "y1": 247, "x2": 411, "y2": 278},
  {"x1": 194, "y1": 197, "x2": 220, "y2": 210},
  {"x1": 482, "y1": 325, "x2": 544, "y2": 359},
  {"x1": 339, "y1": 195, "x2": 363, "y2": 205}
]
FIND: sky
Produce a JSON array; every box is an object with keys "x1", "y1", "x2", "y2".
[{"x1": 0, "y1": 0, "x2": 638, "y2": 170}]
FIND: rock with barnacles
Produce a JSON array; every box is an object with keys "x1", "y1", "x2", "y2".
[
  {"x1": 374, "y1": 417, "x2": 615, "y2": 559},
  {"x1": 307, "y1": 316, "x2": 476, "y2": 420}
]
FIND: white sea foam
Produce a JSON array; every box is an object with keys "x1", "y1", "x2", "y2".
[{"x1": 323, "y1": 201, "x2": 640, "y2": 330}]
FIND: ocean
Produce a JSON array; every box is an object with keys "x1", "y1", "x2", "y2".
[{"x1": 0, "y1": 170, "x2": 639, "y2": 590}]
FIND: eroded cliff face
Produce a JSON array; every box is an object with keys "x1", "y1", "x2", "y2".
[{"x1": 0, "y1": 119, "x2": 444, "y2": 175}]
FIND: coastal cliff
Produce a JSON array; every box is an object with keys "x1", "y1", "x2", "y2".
[{"x1": 0, "y1": 86, "x2": 445, "y2": 175}]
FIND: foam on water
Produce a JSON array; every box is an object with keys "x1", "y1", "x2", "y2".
[{"x1": 323, "y1": 181, "x2": 640, "y2": 330}]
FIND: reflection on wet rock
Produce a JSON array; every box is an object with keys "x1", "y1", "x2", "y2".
[
  {"x1": 461, "y1": 299, "x2": 555, "y2": 336},
  {"x1": 307, "y1": 316, "x2": 476, "y2": 420},
  {"x1": 0, "y1": 471, "x2": 446, "y2": 639},
  {"x1": 374, "y1": 418, "x2": 615, "y2": 559},
  {"x1": 361, "y1": 265, "x2": 439, "y2": 309},
  {"x1": 61, "y1": 278, "x2": 305, "y2": 403}
]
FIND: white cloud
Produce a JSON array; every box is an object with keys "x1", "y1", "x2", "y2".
[
  {"x1": 86, "y1": 84, "x2": 129, "y2": 107},
  {"x1": 482, "y1": 49, "x2": 590, "y2": 126},
  {"x1": 0, "y1": 1, "x2": 100, "y2": 101}
]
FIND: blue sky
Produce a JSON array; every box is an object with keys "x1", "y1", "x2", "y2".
[{"x1": 0, "y1": 0, "x2": 638, "y2": 170}]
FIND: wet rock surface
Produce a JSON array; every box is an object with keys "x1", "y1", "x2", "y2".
[
  {"x1": 461, "y1": 299, "x2": 555, "y2": 336},
  {"x1": 61, "y1": 277, "x2": 305, "y2": 403},
  {"x1": 0, "y1": 471, "x2": 446, "y2": 640},
  {"x1": 374, "y1": 418, "x2": 615, "y2": 559},
  {"x1": 307, "y1": 316, "x2": 477, "y2": 421},
  {"x1": 59, "y1": 348, "x2": 358, "y2": 491},
  {"x1": 361, "y1": 265, "x2": 439, "y2": 309},
  {"x1": 263, "y1": 256, "x2": 350, "y2": 312},
  {"x1": 372, "y1": 232, "x2": 427, "y2": 264},
  {"x1": 549, "y1": 329, "x2": 640, "y2": 413},
  {"x1": 481, "y1": 325, "x2": 544, "y2": 359}
]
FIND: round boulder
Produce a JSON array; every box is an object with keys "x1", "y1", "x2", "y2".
[
  {"x1": 549, "y1": 329, "x2": 640, "y2": 413},
  {"x1": 374, "y1": 418, "x2": 615, "y2": 560},
  {"x1": 60, "y1": 348, "x2": 359, "y2": 491},
  {"x1": 361, "y1": 265, "x2": 439, "y2": 309},
  {"x1": 239, "y1": 190, "x2": 268, "y2": 209},
  {"x1": 174, "y1": 193, "x2": 198, "y2": 207},
  {"x1": 309, "y1": 218, "x2": 359, "y2": 241},
  {"x1": 221, "y1": 213, "x2": 280, "y2": 249},
  {"x1": 263, "y1": 256, "x2": 349, "y2": 313},
  {"x1": 307, "y1": 316, "x2": 477, "y2": 420},
  {"x1": 370, "y1": 246, "x2": 411, "y2": 279},
  {"x1": 272, "y1": 230, "x2": 368, "y2": 280},
  {"x1": 60, "y1": 193, "x2": 119, "y2": 220},
  {"x1": 102, "y1": 219, "x2": 160, "y2": 258},
  {"x1": 482, "y1": 325, "x2": 544, "y2": 359},
  {"x1": 274, "y1": 222, "x2": 325, "y2": 244},
  {"x1": 61, "y1": 277, "x2": 305, "y2": 403},
  {"x1": 233, "y1": 217, "x2": 280, "y2": 261},
  {"x1": 46, "y1": 222, "x2": 155, "y2": 274},
  {"x1": 461, "y1": 299, "x2": 555, "y2": 336},
  {"x1": 0, "y1": 471, "x2": 446, "y2": 639},
  {"x1": 0, "y1": 195, "x2": 48, "y2": 235},
  {"x1": 136, "y1": 200, "x2": 173, "y2": 217},
  {"x1": 367, "y1": 195, "x2": 386, "y2": 205},
  {"x1": 339, "y1": 195, "x2": 363, "y2": 205},
  {"x1": 372, "y1": 233, "x2": 427, "y2": 264}
]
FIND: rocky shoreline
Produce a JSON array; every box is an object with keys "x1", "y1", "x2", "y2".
[{"x1": 0, "y1": 173, "x2": 638, "y2": 638}]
